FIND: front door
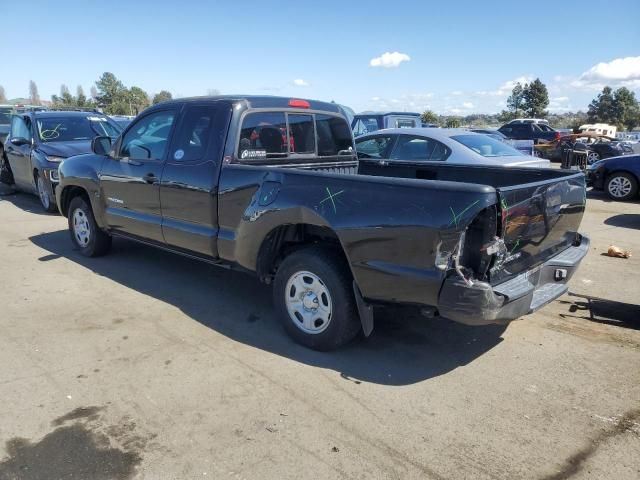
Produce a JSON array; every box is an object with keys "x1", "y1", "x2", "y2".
[
  {"x1": 5, "y1": 115, "x2": 35, "y2": 190},
  {"x1": 160, "y1": 102, "x2": 231, "y2": 257},
  {"x1": 99, "y1": 108, "x2": 178, "y2": 243}
]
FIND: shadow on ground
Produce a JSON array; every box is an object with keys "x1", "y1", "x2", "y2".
[
  {"x1": 558, "y1": 293, "x2": 640, "y2": 331},
  {"x1": 30, "y1": 229, "x2": 506, "y2": 386},
  {"x1": 604, "y1": 214, "x2": 640, "y2": 230},
  {"x1": 0, "y1": 190, "x2": 58, "y2": 216}
]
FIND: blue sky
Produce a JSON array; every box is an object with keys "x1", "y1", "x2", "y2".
[{"x1": 2, "y1": 0, "x2": 639, "y2": 114}]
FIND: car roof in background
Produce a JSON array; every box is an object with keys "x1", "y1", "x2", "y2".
[
  {"x1": 355, "y1": 128, "x2": 482, "y2": 140},
  {"x1": 354, "y1": 111, "x2": 421, "y2": 117},
  {"x1": 29, "y1": 111, "x2": 110, "y2": 118}
]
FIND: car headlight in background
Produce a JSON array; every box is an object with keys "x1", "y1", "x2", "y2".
[{"x1": 45, "y1": 155, "x2": 65, "y2": 163}]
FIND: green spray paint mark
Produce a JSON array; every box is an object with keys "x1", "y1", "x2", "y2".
[
  {"x1": 319, "y1": 187, "x2": 345, "y2": 213},
  {"x1": 510, "y1": 239, "x2": 520, "y2": 254},
  {"x1": 448, "y1": 200, "x2": 480, "y2": 228}
]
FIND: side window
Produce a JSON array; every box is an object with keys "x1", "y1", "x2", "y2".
[
  {"x1": 239, "y1": 112, "x2": 287, "y2": 160},
  {"x1": 353, "y1": 117, "x2": 379, "y2": 137},
  {"x1": 391, "y1": 136, "x2": 434, "y2": 161},
  {"x1": 356, "y1": 136, "x2": 393, "y2": 159},
  {"x1": 170, "y1": 105, "x2": 219, "y2": 162},
  {"x1": 120, "y1": 110, "x2": 175, "y2": 160},
  {"x1": 316, "y1": 114, "x2": 353, "y2": 156},
  {"x1": 11, "y1": 116, "x2": 32, "y2": 140},
  {"x1": 288, "y1": 114, "x2": 315, "y2": 154},
  {"x1": 430, "y1": 140, "x2": 451, "y2": 161},
  {"x1": 395, "y1": 118, "x2": 417, "y2": 128}
]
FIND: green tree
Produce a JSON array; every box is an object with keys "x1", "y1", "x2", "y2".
[
  {"x1": 445, "y1": 117, "x2": 461, "y2": 128},
  {"x1": 506, "y1": 82, "x2": 525, "y2": 117},
  {"x1": 76, "y1": 86, "x2": 87, "y2": 107},
  {"x1": 587, "y1": 86, "x2": 616, "y2": 124},
  {"x1": 613, "y1": 87, "x2": 639, "y2": 131},
  {"x1": 152, "y1": 90, "x2": 173, "y2": 105},
  {"x1": 60, "y1": 84, "x2": 74, "y2": 105},
  {"x1": 29, "y1": 80, "x2": 40, "y2": 105},
  {"x1": 95, "y1": 72, "x2": 126, "y2": 112},
  {"x1": 522, "y1": 78, "x2": 549, "y2": 118},
  {"x1": 0, "y1": 85, "x2": 6, "y2": 103},
  {"x1": 128, "y1": 86, "x2": 150, "y2": 114},
  {"x1": 421, "y1": 110, "x2": 438, "y2": 125}
]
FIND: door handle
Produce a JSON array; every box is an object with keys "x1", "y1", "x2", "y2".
[{"x1": 142, "y1": 173, "x2": 158, "y2": 184}]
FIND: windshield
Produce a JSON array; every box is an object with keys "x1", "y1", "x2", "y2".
[
  {"x1": 452, "y1": 134, "x2": 524, "y2": 157},
  {"x1": 36, "y1": 115, "x2": 121, "y2": 142}
]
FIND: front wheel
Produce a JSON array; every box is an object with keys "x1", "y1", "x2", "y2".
[
  {"x1": 35, "y1": 172, "x2": 58, "y2": 212},
  {"x1": 273, "y1": 246, "x2": 361, "y2": 350},
  {"x1": 587, "y1": 151, "x2": 600, "y2": 165},
  {"x1": 68, "y1": 196, "x2": 112, "y2": 256},
  {"x1": 606, "y1": 172, "x2": 638, "y2": 201}
]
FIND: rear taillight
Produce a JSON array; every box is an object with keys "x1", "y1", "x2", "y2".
[{"x1": 555, "y1": 132, "x2": 561, "y2": 140}]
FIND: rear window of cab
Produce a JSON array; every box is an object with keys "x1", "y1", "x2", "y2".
[{"x1": 238, "y1": 111, "x2": 353, "y2": 162}]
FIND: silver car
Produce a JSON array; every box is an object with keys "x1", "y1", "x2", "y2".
[{"x1": 355, "y1": 128, "x2": 550, "y2": 168}]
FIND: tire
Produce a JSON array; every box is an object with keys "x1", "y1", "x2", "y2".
[
  {"x1": 606, "y1": 172, "x2": 638, "y2": 201},
  {"x1": 587, "y1": 151, "x2": 600, "y2": 165},
  {"x1": 273, "y1": 246, "x2": 361, "y2": 350},
  {"x1": 68, "y1": 196, "x2": 112, "y2": 257},
  {"x1": 35, "y1": 172, "x2": 58, "y2": 213}
]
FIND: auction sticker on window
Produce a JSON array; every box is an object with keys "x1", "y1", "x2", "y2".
[{"x1": 241, "y1": 149, "x2": 267, "y2": 159}]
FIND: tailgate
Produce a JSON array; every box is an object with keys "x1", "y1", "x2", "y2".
[{"x1": 491, "y1": 171, "x2": 586, "y2": 285}]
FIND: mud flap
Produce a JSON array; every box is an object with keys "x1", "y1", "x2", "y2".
[{"x1": 353, "y1": 282, "x2": 374, "y2": 337}]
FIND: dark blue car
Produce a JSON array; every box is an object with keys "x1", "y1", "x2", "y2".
[
  {"x1": 1, "y1": 110, "x2": 121, "y2": 211},
  {"x1": 587, "y1": 154, "x2": 640, "y2": 201}
]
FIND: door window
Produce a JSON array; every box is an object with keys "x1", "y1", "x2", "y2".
[
  {"x1": 353, "y1": 117, "x2": 379, "y2": 137},
  {"x1": 11, "y1": 116, "x2": 32, "y2": 140},
  {"x1": 170, "y1": 105, "x2": 221, "y2": 162},
  {"x1": 390, "y1": 135, "x2": 451, "y2": 161},
  {"x1": 356, "y1": 136, "x2": 393, "y2": 159},
  {"x1": 120, "y1": 110, "x2": 176, "y2": 160}
]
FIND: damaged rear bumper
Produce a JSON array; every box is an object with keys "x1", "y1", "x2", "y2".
[{"x1": 438, "y1": 234, "x2": 590, "y2": 326}]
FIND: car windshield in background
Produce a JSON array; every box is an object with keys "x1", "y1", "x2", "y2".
[
  {"x1": 0, "y1": 111, "x2": 11, "y2": 124},
  {"x1": 36, "y1": 116, "x2": 120, "y2": 142},
  {"x1": 452, "y1": 134, "x2": 524, "y2": 157}
]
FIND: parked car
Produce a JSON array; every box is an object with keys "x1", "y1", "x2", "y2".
[
  {"x1": 498, "y1": 121, "x2": 560, "y2": 144},
  {"x1": 109, "y1": 115, "x2": 135, "y2": 129},
  {"x1": 0, "y1": 110, "x2": 121, "y2": 211},
  {"x1": 587, "y1": 154, "x2": 640, "y2": 201},
  {"x1": 535, "y1": 134, "x2": 632, "y2": 164},
  {"x1": 469, "y1": 128, "x2": 508, "y2": 142},
  {"x1": 506, "y1": 118, "x2": 550, "y2": 125},
  {"x1": 352, "y1": 111, "x2": 421, "y2": 137},
  {"x1": 0, "y1": 105, "x2": 13, "y2": 154},
  {"x1": 355, "y1": 128, "x2": 550, "y2": 167},
  {"x1": 55, "y1": 96, "x2": 588, "y2": 350}
]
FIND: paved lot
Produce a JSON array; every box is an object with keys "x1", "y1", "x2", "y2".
[{"x1": 0, "y1": 189, "x2": 638, "y2": 480}]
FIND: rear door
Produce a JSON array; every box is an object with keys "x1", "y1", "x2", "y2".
[
  {"x1": 99, "y1": 108, "x2": 178, "y2": 242},
  {"x1": 492, "y1": 171, "x2": 586, "y2": 284},
  {"x1": 160, "y1": 101, "x2": 232, "y2": 257}
]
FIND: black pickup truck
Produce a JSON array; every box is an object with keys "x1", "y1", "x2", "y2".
[{"x1": 56, "y1": 96, "x2": 589, "y2": 350}]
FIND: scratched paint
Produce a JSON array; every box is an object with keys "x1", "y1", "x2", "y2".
[{"x1": 319, "y1": 187, "x2": 345, "y2": 214}]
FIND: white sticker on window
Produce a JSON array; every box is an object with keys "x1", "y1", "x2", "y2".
[
  {"x1": 174, "y1": 149, "x2": 184, "y2": 160},
  {"x1": 241, "y1": 149, "x2": 267, "y2": 159}
]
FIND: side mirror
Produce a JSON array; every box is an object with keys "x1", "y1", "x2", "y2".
[
  {"x1": 10, "y1": 137, "x2": 31, "y2": 147},
  {"x1": 92, "y1": 136, "x2": 112, "y2": 156}
]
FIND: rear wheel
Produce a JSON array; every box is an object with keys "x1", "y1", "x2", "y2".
[
  {"x1": 35, "y1": 172, "x2": 57, "y2": 212},
  {"x1": 273, "y1": 246, "x2": 361, "y2": 350},
  {"x1": 0, "y1": 146, "x2": 14, "y2": 185},
  {"x1": 68, "y1": 196, "x2": 112, "y2": 256},
  {"x1": 606, "y1": 172, "x2": 638, "y2": 201}
]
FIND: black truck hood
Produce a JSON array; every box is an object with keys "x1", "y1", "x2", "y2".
[{"x1": 38, "y1": 140, "x2": 93, "y2": 158}]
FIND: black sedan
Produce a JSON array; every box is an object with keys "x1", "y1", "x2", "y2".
[{"x1": 587, "y1": 154, "x2": 640, "y2": 201}]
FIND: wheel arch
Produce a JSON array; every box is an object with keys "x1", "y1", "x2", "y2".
[{"x1": 59, "y1": 185, "x2": 92, "y2": 218}]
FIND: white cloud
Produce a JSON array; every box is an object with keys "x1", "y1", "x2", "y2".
[
  {"x1": 570, "y1": 56, "x2": 640, "y2": 90},
  {"x1": 462, "y1": 102, "x2": 474, "y2": 109},
  {"x1": 369, "y1": 51, "x2": 411, "y2": 68},
  {"x1": 476, "y1": 76, "x2": 533, "y2": 96},
  {"x1": 292, "y1": 79, "x2": 309, "y2": 87},
  {"x1": 451, "y1": 91, "x2": 463, "y2": 96},
  {"x1": 551, "y1": 96, "x2": 569, "y2": 102}
]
